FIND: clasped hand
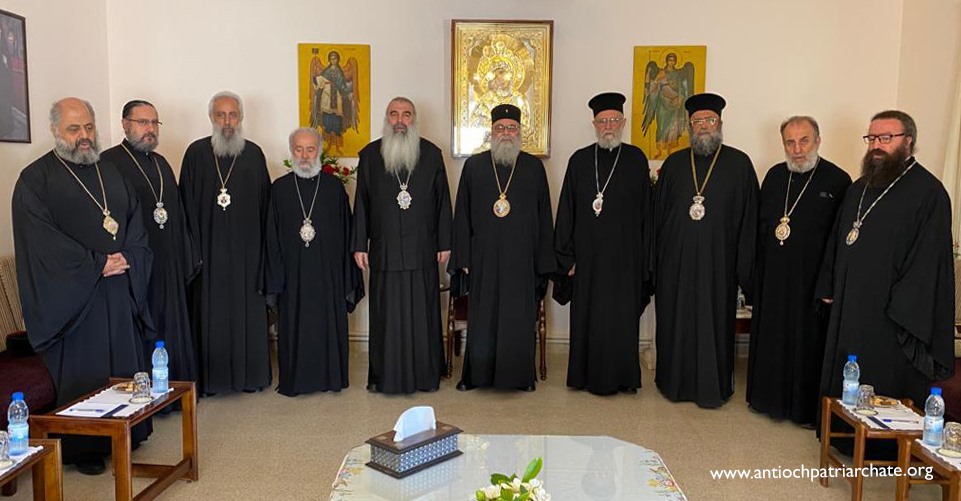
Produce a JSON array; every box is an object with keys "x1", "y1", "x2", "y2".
[{"x1": 102, "y1": 252, "x2": 130, "y2": 277}]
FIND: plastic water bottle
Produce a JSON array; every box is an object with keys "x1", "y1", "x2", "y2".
[
  {"x1": 151, "y1": 340, "x2": 169, "y2": 394},
  {"x1": 923, "y1": 387, "x2": 945, "y2": 447},
  {"x1": 7, "y1": 392, "x2": 29, "y2": 456},
  {"x1": 841, "y1": 355, "x2": 860, "y2": 406}
]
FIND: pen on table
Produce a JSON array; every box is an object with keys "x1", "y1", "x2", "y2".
[
  {"x1": 881, "y1": 418, "x2": 921, "y2": 423},
  {"x1": 67, "y1": 407, "x2": 108, "y2": 412}
]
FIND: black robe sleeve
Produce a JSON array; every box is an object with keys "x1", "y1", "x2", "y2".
[
  {"x1": 264, "y1": 183, "x2": 285, "y2": 298},
  {"x1": 434, "y1": 152, "x2": 454, "y2": 252},
  {"x1": 736, "y1": 161, "x2": 759, "y2": 302},
  {"x1": 449, "y1": 160, "x2": 473, "y2": 297},
  {"x1": 117, "y1": 181, "x2": 156, "y2": 340},
  {"x1": 338, "y1": 182, "x2": 365, "y2": 312},
  {"x1": 351, "y1": 150, "x2": 371, "y2": 254},
  {"x1": 888, "y1": 187, "x2": 956, "y2": 381},
  {"x1": 551, "y1": 157, "x2": 577, "y2": 305},
  {"x1": 534, "y1": 161, "x2": 556, "y2": 300}
]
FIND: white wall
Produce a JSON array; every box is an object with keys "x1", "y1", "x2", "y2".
[
  {"x1": 0, "y1": 0, "x2": 111, "y2": 256},
  {"x1": 896, "y1": 0, "x2": 961, "y2": 178}
]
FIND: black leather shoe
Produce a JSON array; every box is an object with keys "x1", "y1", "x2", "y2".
[
  {"x1": 518, "y1": 385, "x2": 535, "y2": 392},
  {"x1": 456, "y1": 381, "x2": 475, "y2": 391},
  {"x1": 619, "y1": 386, "x2": 638, "y2": 394},
  {"x1": 75, "y1": 456, "x2": 106, "y2": 476},
  {"x1": 366, "y1": 383, "x2": 380, "y2": 393}
]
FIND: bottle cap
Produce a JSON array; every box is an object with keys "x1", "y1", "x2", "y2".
[
  {"x1": 932, "y1": 387, "x2": 942, "y2": 396},
  {"x1": 847, "y1": 354, "x2": 857, "y2": 362},
  {"x1": 12, "y1": 391, "x2": 23, "y2": 401},
  {"x1": 156, "y1": 340, "x2": 165, "y2": 348}
]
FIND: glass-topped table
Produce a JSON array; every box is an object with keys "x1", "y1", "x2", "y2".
[{"x1": 330, "y1": 434, "x2": 686, "y2": 500}]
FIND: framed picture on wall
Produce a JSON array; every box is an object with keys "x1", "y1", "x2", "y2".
[
  {"x1": 0, "y1": 9, "x2": 29, "y2": 143},
  {"x1": 297, "y1": 43, "x2": 371, "y2": 158},
  {"x1": 451, "y1": 20, "x2": 553, "y2": 158},
  {"x1": 631, "y1": 45, "x2": 706, "y2": 161}
]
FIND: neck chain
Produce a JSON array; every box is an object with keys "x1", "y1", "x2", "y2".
[
  {"x1": 688, "y1": 146, "x2": 721, "y2": 221},
  {"x1": 213, "y1": 150, "x2": 238, "y2": 211},
  {"x1": 845, "y1": 158, "x2": 917, "y2": 245},
  {"x1": 293, "y1": 174, "x2": 321, "y2": 247},
  {"x1": 121, "y1": 143, "x2": 168, "y2": 229},
  {"x1": 395, "y1": 169, "x2": 413, "y2": 210},
  {"x1": 592, "y1": 144, "x2": 621, "y2": 217},
  {"x1": 491, "y1": 153, "x2": 518, "y2": 218},
  {"x1": 774, "y1": 158, "x2": 820, "y2": 246},
  {"x1": 54, "y1": 152, "x2": 119, "y2": 240}
]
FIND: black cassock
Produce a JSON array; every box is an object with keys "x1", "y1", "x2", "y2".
[
  {"x1": 816, "y1": 161, "x2": 954, "y2": 408},
  {"x1": 554, "y1": 143, "x2": 653, "y2": 395},
  {"x1": 180, "y1": 137, "x2": 271, "y2": 394},
  {"x1": 13, "y1": 152, "x2": 154, "y2": 461},
  {"x1": 654, "y1": 145, "x2": 758, "y2": 408},
  {"x1": 266, "y1": 172, "x2": 363, "y2": 395},
  {"x1": 746, "y1": 159, "x2": 850, "y2": 424},
  {"x1": 101, "y1": 140, "x2": 200, "y2": 383},
  {"x1": 450, "y1": 151, "x2": 555, "y2": 389},
  {"x1": 352, "y1": 138, "x2": 452, "y2": 393}
]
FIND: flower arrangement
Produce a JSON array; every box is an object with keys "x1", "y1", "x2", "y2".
[
  {"x1": 474, "y1": 457, "x2": 550, "y2": 501},
  {"x1": 283, "y1": 149, "x2": 355, "y2": 185}
]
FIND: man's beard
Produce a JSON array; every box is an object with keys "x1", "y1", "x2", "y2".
[
  {"x1": 381, "y1": 120, "x2": 420, "y2": 175},
  {"x1": 126, "y1": 130, "x2": 158, "y2": 153},
  {"x1": 786, "y1": 150, "x2": 819, "y2": 173},
  {"x1": 491, "y1": 134, "x2": 521, "y2": 165},
  {"x1": 54, "y1": 133, "x2": 100, "y2": 165},
  {"x1": 861, "y1": 144, "x2": 911, "y2": 188},
  {"x1": 291, "y1": 156, "x2": 321, "y2": 179},
  {"x1": 596, "y1": 128, "x2": 622, "y2": 150},
  {"x1": 211, "y1": 123, "x2": 246, "y2": 157},
  {"x1": 690, "y1": 128, "x2": 723, "y2": 157}
]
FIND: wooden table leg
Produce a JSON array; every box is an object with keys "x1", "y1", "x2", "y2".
[
  {"x1": 852, "y1": 423, "x2": 866, "y2": 501},
  {"x1": 895, "y1": 436, "x2": 911, "y2": 501},
  {"x1": 32, "y1": 440, "x2": 63, "y2": 501},
  {"x1": 949, "y1": 471, "x2": 960, "y2": 501},
  {"x1": 538, "y1": 299, "x2": 547, "y2": 381},
  {"x1": 182, "y1": 387, "x2": 199, "y2": 481},
  {"x1": 819, "y1": 397, "x2": 832, "y2": 487},
  {"x1": 111, "y1": 425, "x2": 134, "y2": 501},
  {"x1": 446, "y1": 296, "x2": 455, "y2": 378}
]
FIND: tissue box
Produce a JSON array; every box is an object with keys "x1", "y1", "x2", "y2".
[{"x1": 365, "y1": 422, "x2": 462, "y2": 478}]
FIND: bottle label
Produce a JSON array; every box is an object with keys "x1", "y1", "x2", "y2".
[
  {"x1": 9, "y1": 421, "x2": 28, "y2": 454},
  {"x1": 842, "y1": 380, "x2": 858, "y2": 404},
  {"x1": 924, "y1": 416, "x2": 944, "y2": 446}
]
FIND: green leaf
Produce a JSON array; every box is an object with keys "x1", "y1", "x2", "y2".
[
  {"x1": 499, "y1": 488, "x2": 513, "y2": 501},
  {"x1": 490, "y1": 473, "x2": 510, "y2": 485},
  {"x1": 522, "y1": 458, "x2": 542, "y2": 483},
  {"x1": 518, "y1": 493, "x2": 531, "y2": 501},
  {"x1": 475, "y1": 490, "x2": 487, "y2": 501}
]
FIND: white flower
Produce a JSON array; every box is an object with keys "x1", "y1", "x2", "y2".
[
  {"x1": 511, "y1": 478, "x2": 522, "y2": 490},
  {"x1": 484, "y1": 485, "x2": 501, "y2": 498},
  {"x1": 528, "y1": 478, "x2": 541, "y2": 488}
]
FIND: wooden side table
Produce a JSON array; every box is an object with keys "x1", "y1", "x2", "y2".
[
  {"x1": 895, "y1": 436, "x2": 960, "y2": 501},
  {"x1": 0, "y1": 438, "x2": 63, "y2": 501},
  {"x1": 819, "y1": 396, "x2": 922, "y2": 501},
  {"x1": 29, "y1": 379, "x2": 198, "y2": 501}
]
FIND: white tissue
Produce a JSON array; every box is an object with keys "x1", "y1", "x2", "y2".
[{"x1": 393, "y1": 406, "x2": 437, "y2": 442}]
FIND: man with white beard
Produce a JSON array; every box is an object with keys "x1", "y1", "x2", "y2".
[
  {"x1": 450, "y1": 104, "x2": 555, "y2": 392},
  {"x1": 179, "y1": 91, "x2": 272, "y2": 395},
  {"x1": 352, "y1": 97, "x2": 452, "y2": 394},
  {"x1": 13, "y1": 97, "x2": 153, "y2": 473},
  {"x1": 266, "y1": 128, "x2": 363, "y2": 395},
  {"x1": 653, "y1": 93, "x2": 758, "y2": 408},
  {"x1": 745, "y1": 116, "x2": 850, "y2": 426},
  {"x1": 101, "y1": 100, "x2": 200, "y2": 390},
  {"x1": 553, "y1": 92, "x2": 653, "y2": 396}
]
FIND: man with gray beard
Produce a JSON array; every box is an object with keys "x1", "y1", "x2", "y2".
[
  {"x1": 352, "y1": 97, "x2": 452, "y2": 394},
  {"x1": 817, "y1": 110, "x2": 954, "y2": 417},
  {"x1": 267, "y1": 128, "x2": 363, "y2": 395},
  {"x1": 12, "y1": 97, "x2": 153, "y2": 474},
  {"x1": 179, "y1": 91, "x2": 272, "y2": 395},
  {"x1": 450, "y1": 104, "x2": 555, "y2": 392},
  {"x1": 746, "y1": 116, "x2": 850, "y2": 426},
  {"x1": 554, "y1": 92, "x2": 653, "y2": 395},
  {"x1": 653, "y1": 93, "x2": 758, "y2": 408},
  {"x1": 101, "y1": 100, "x2": 200, "y2": 389}
]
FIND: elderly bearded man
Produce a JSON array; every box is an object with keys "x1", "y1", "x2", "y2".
[
  {"x1": 180, "y1": 91, "x2": 272, "y2": 395},
  {"x1": 554, "y1": 92, "x2": 653, "y2": 396},
  {"x1": 352, "y1": 97, "x2": 453, "y2": 394},
  {"x1": 266, "y1": 128, "x2": 363, "y2": 396},
  {"x1": 450, "y1": 104, "x2": 555, "y2": 392}
]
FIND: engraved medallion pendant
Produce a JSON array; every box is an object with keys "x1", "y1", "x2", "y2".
[
  {"x1": 397, "y1": 187, "x2": 412, "y2": 210},
  {"x1": 775, "y1": 216, "x2": 791, "y2": 245},
  {"x1": 300, "y1": 220, "x2": 316, "y2": 247},
  {"x1": 689, "y1": 195, "x2": 706, "y2": 221},
  {"x1": 103, "y1": 213, "x2": 119, "y2": 240},
  {"x1": 493, "y1": 195, "x2": 511, "y2": 218},
  {"x1": 592, "y1": 193, "x2": 604, "y2": 217},
  {"x1": 217, "y1": 188, "x2": 231, "y2": 210},
  {"x1": 153, "y1": 203, "x2": 168, "y2": 229}
]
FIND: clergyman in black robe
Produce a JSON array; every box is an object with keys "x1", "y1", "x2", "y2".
[
  {"x1": 746, "y1": 116, "x2": 851, "y2": 425},
  {"x1": 450, "y1": 104, "x2": 555, "y2": 391},
  {"x1": 817, "y1": 110, "x2": 954, "y2": 410},
  {"x1": 12, "y1": 98, "x2": 153, "y2": 470},
  {"x1": 352, "y1": 97, "x2": 452, "y2": 394},
  {"x1": 266, "y1": 128, "x2": 363, "y2": 395},
  {"x1": 554, "y1": 92, "x2": 653, "y2": 395},
  {"x1": 101, "y1": 100, "x2": 200, "y2": 385},
  {"x1": 653, "y1": 93, "x2": 758, "y2": 408},
  {"x1": 179, "y1": 92, "x2": 271, "y2": 394}
]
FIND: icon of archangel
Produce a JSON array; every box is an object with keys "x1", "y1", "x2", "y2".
[{"x1": 298, "y1": 43, "x2": 370, "y2": 158}]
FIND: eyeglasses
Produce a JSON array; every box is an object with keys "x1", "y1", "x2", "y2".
[
  {"x1": 125, "y1": 118, "x2": 163, "y2": 127},
  {"x1": 593, "y1": 117, "x2": 625, "y2": 127},
  {"x1": 689, "y1": 117, "x2": 718, "y2": 127},
  {"x1": 493, "y1": 124, "x2": 520, "y2": 133},
  {"x1": 862, "y1": 133, "x2": 905, "y2": 144}
]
